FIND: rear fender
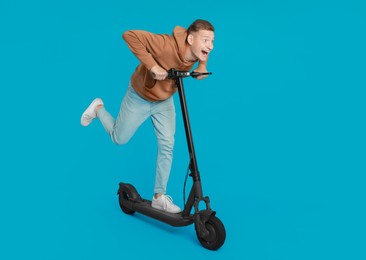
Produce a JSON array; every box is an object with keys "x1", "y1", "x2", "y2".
[{"x1": 117, "y1": 182, "x2": 141, "y2": 201}]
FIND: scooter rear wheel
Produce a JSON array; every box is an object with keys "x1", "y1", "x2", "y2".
[
  {"x1": 196, "y1": 215, "x2": 226, "y2": 250},
  {"x1": 118, "y1": 191, "x2": 135, "y2": 215}
]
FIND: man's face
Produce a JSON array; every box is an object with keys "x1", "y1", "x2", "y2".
[{"x1": 188, "y1": 30, "x2": 215, "y2": 62}]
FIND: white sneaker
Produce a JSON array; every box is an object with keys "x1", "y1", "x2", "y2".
[
  {"x1": 80, "y1": 98, "x2": 104, "y2": 126},
  {"x1": 151, "y1": 195, "x2": 182, "y2": 213}
]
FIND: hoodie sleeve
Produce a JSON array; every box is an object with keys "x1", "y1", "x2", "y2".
[{"x1": 122, "y1": 30, "x2": 167, "y2": 70}]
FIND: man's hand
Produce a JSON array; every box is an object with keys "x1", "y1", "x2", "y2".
[{"x1": 151, "y1": 65, "x2": 168, "y2": 80}]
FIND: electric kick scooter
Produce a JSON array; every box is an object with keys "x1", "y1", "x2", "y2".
[{"x1": 117, "y1": 68, "x2": 226, "y2": 250}]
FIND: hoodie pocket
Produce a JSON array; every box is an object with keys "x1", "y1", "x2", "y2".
[{"x1": 143, "y1": 69, "x2": 157, "y2": 89}]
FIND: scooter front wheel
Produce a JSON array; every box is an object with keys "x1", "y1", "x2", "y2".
[
  {"x1": 196, "y1": 215, "x2": 226, "y2": 250},
  {"x1": 118, "y1": 191, "x2": 135, "y2": 215}
]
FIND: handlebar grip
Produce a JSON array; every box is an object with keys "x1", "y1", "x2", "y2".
[{"x1": 190, "y1": 72, "x2": 212, "y2": 78}]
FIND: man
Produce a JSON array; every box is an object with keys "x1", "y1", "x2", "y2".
[{"x1": 81, "y1": 19, "x2": 214, "y2": 213}]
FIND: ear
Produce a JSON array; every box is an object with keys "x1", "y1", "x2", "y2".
[{"x1": 187, "y1": 34, "x2": 193, "y2": 45}]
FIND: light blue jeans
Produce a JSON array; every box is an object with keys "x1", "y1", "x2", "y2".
[{"x1": 96, "y1": 82, "x2": 175, "y2": 194}]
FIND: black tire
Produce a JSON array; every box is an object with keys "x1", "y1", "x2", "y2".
[
  {"x1": 118, "y1": 191, "x2": 135, "y2": 215},
  {"x1": 196, "y1": 215, "x2": 226, "y2": 250}
]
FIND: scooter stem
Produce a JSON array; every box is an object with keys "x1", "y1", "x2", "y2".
[{"x1": 175, "y1": 76, "x2": 200, "y2": 181}]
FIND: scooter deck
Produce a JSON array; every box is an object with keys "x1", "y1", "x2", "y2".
[{"x1": 123, "y1": 197, "x2": 195, "y2": 227}]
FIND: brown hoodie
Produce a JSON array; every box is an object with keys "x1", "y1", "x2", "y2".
[{"x1": 122, "y1": 26, "x2": 201, "y2": 101}]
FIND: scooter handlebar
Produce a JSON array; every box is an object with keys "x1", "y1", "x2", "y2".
[{"x1": 167, "y1": 68, "x2": 212, "y2": 79}]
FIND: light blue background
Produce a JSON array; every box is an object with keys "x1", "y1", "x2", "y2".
[{"x1": 1, "y1": 0, "x2": 365, "y2": 259}]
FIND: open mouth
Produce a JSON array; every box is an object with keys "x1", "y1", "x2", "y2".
[{"x1": 201, "y1": 50, "x2": 209, "y2": 57}]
